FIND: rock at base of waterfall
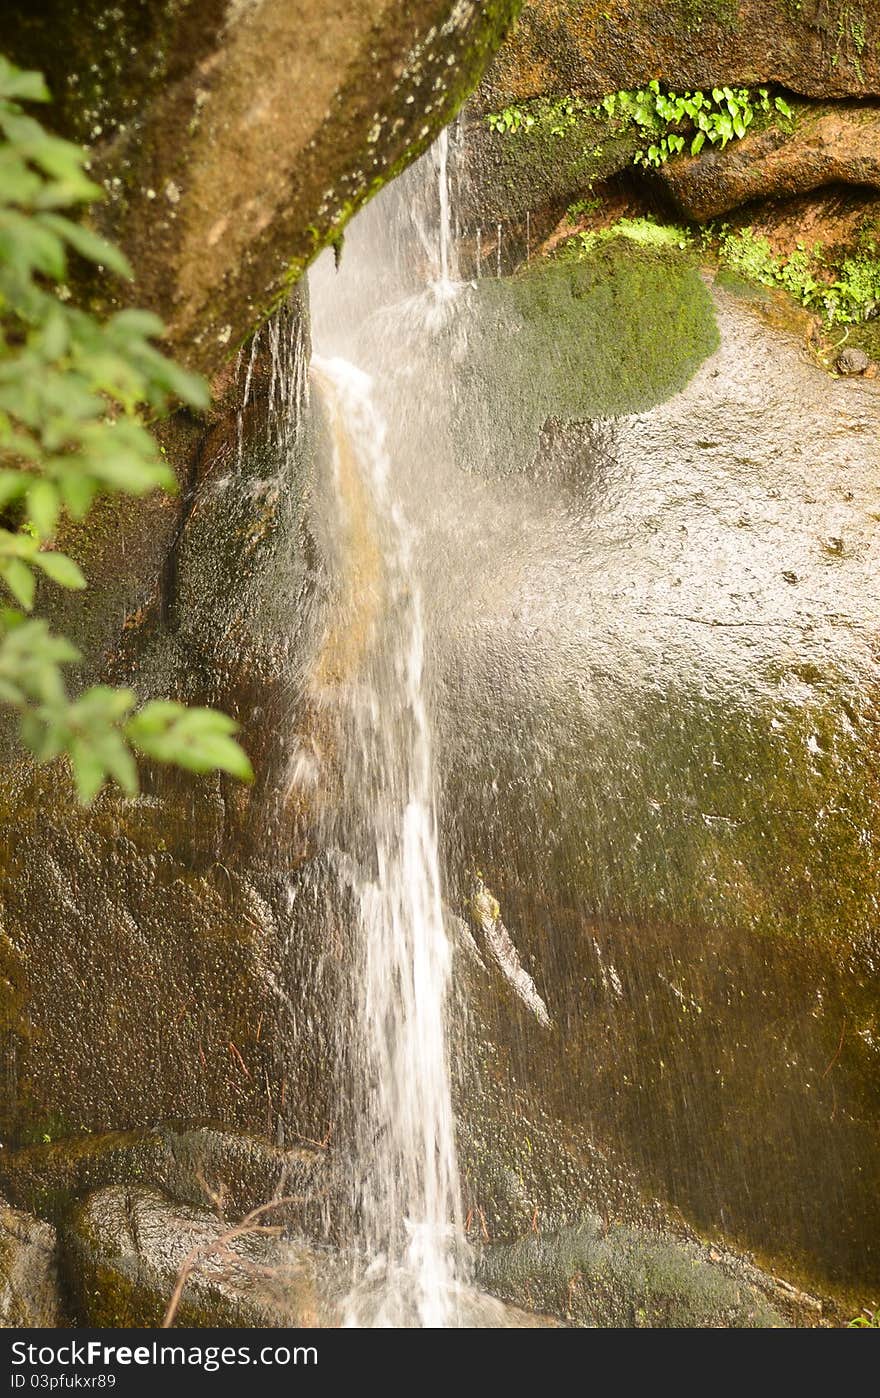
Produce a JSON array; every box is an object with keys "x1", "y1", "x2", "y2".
[
  {"x1": 476, "y1": 1220, "x2": 813, "y2": 1329},
  {"x1": 0, "y1": 1197, "x2": 64, "y2": 1327},
  {"x1": 836, "y1": 347, "x2": 871, "y2": 376},
  {"x1": 0, "y1": 1126, "x2": 328, "y2": 1232},
  {"x1": 62, "y1": 1185, "x2": 323, "y2": 1328}
]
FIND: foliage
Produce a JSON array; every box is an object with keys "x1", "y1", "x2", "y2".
[
  {"x1": 596, "y1": 82, "x2": 793, "y2": 168},
  {"x1": 0, "y1": 54, "x2": 253, "y2": 803},
  {"x1": 486, "y1": 105, "x2": 534, "y2": 135},
  {"x1": 486, "y1": 82, "x2": 795, "y2": 170},
  {"x1": 566, "y1": 193, "x2": 603, "y2": 221},
  {"x1": 715, "y1": 225, "x2": 880, "y2": 325}
]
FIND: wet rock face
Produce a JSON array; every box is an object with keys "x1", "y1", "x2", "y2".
[
  {"x1": 0, "y1": 1127, "x2": 327, "y2": 1233},
  {"x1": 0, "y1": 1199, "x2": 64, "y2": 1327},
  {"x1": 3, "y1": 0, "x2": 521, "y2": 378},
  {"x1": 479, "y1": 2, "x2": 880, "y2": 110},
  {"x1": 412, "y1": 262, "x2": 880, "y2": 1297}
]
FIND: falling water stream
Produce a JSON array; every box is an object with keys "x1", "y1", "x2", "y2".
[{"x1": 304, "y1": 132, "x2": 476, "y2": 1327}]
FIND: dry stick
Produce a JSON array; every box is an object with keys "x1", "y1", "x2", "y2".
[{"x1": 162, "y1": 1195, "x2": 305, "y2": 1328}]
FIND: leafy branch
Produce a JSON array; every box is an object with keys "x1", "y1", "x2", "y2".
[{"x1": 0, "y1": 54, "x2": 253, "y2": 802}]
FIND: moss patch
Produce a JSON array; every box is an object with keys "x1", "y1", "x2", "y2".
[
  {"x1": 450, "y1": 238, "x2": 718, "y2": 475},
  {"x1": 477, "y1": 1220, "x2": 786, "y2": 1327}
]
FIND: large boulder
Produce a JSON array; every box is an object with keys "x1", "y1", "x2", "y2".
[
  {"x1": 0, "y1": 1127, "x2": 327, "y2": 1232},
  {"x1": 61, "y1": 1185, "x2": 322, "y2": 1327},
  {"x1": 476, "y1": 1221, "x2": 793, "y2": 1328},
  {"x1": 659, "y1": 103, "x2": 880, "y2": 221},
  {"x1": 326, "y1": 233, "x2": 879, "y2": 1299}
]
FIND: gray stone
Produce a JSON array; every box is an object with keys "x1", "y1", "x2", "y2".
[
  {"x1": 476, "y1": 1220, "x2": 813, "y2": 1328},
  {"x1": 61, "y1": 1184, "x2": 323, "y2": 1328},
  {"x1": 0, "y1": 1199, "x2": 63, "y2": 1328}
]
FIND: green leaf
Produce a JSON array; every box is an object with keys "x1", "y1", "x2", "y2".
[
  {"x1": 691, "y1": 131, "x2": 706, "y2": 156},
  {"x1": 128, "y1": 702, "x2": 254, "y2": 781},
  {"x1": 109, "y1": 308, "x2": 166, "y2": 341},
  {"x1": 68, "y1": 738, "x2": 106, "y2": 804},
  {"x1": 57, "y1": 471, "x2": 97, "y2": 518},
  {"x1": 1, "y1": 557, "x2": 34, "y2": 609},
  {"x1": 40, "y1": 213, "x2": 133, "y2": 280},
  {"x1": 27, "y1": 479, "x2": 60, "y2": 537},
  {"x1": 0, "y1": 58, "x2": 51, "y2": 104},
  {"x1": 34, "y1": 550, "x2": 86, "y2": 589},
  {"x1": 0, "y1": 470, "x2": 28, "y2": 508},
  {"x1": 0, "y1": 208, "x2": 66, "y2": 278}
]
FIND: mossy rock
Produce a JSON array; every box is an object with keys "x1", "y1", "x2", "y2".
[
  {"x1": 478, "y1": 3, "x2": 880, "y2": 110},
  {"x1": 0, "y1": 1126, "x2": 327, "y2": 1234},
  {"x1": 443, "y1": 238, "x2": 718, "y2": 476},
  {"x1": 0, "y1": 1198, "x2": 65, "y2": 1327},
  {"x1": 477, "y1": 1220, "x2": 792, "y2": 1328}
]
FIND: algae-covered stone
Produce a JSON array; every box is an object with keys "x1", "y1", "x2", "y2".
[
  {"x1": 0, "y1": 1199, "x2": 64, "y2": 1328},
  {"x1": 419, "y1": 283, "x2": 880, "y2": 1299},
  {"x1": 62, "y1": 1184, "x2": 321, "y2": 1327},
  {"x1": 479, "y1": 2, "x2": 880, "y2": 109},
  {"x1": 388, "y1": 238, "x2": 719, "y2": 479},
  {"x1": 477, "y1": 1220, "x2": 791, "y2": 1328}
]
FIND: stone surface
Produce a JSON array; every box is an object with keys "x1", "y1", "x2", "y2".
[
  {"x1": 658, "y1": 104, "x2": 880, "y2": 222},
  {"x1": 479, "y1": 2, "x2": 880, "y2": 110},
  {"x1": 0, "y1": 1199, "x2": 64, "y2": 1328},
  {"x1": 62, "y1": 1184, "x2": 322, "y2": 1327},
  {"x1": 0, "y1": 1127, "x2": 327, "y2": 1233},
  {"x1": 0, "y1": 299, "x2": 336, "y2": 1150},
  {"x1": 4, "y1": 0, "x2": 521, "y2": 378},
  {"x1": 476, "y1": 1220, "x2": 797, "y2": 1327},
  {"x1": 365, "y1": 251, "x2": 880, "y2": 1299},
  {"x1": 837, "y1": 346, "x2": 871, "y2": 375}
]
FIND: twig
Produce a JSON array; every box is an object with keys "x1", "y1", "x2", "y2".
[
  {"x1": 162, "y1": 1195, "x2": 302, "y2": 1328},
  {"x1": 228, "y1": 1040, "x2": 251, "y2": 1079},
  {"x1": 821, "y1": 1019, "x2": 846, "y2": 1079}
]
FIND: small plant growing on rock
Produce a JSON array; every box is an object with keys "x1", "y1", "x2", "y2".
[
  {"x1": 0, "y1": 55, "x2": 253, "y2": 802},
  {"x1": 486, "y1": 82, "x2": 795, "y2": 172},
  {"x1": 600, "y1": 82, "x2": 793, "y2": 168},
  {"x1": 848, "y1": 1307, "x2": 880, "y2": 1327},
  {"x1": 715, "y1": 225, "x2": 880, "y2": 326}
]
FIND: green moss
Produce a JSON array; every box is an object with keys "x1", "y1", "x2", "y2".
[
  {"x1": 477, "y1": 1220, "x2": 784, "y2": 1327},
  {"x1": 710, "y1": 225, "x2": 880, "y2": 348},
  {"x1": 448, "y1": 238, "x2": 718, "y2": 475}
]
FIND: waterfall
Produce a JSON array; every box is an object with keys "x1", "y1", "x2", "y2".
[
  {"x1": 314, "y1": 358, "x2": 464, "y2": 1327},
  {"x1": 305, "y1": 131, "x2": 470, "y2": 1327}
]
